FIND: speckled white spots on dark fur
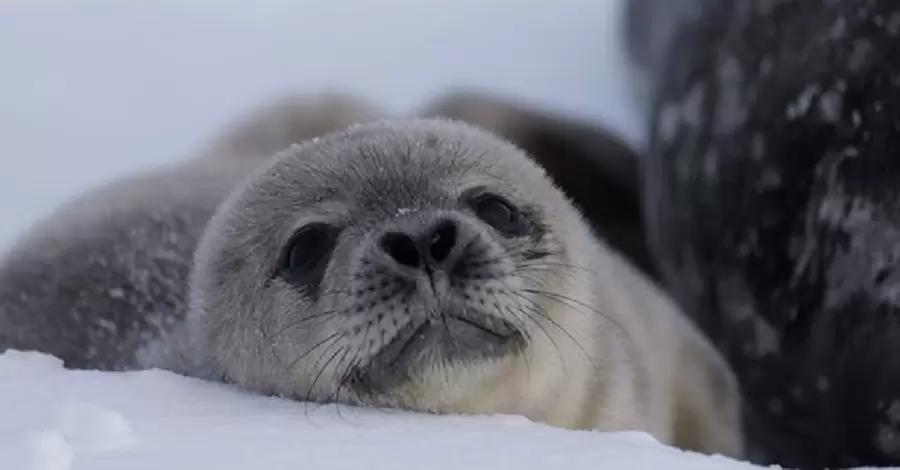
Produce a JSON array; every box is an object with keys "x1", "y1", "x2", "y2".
[
  {"x1": 657, "y1": 105, "x2": 680, "y2": 145},
  {"x1": 767, "y1": 398, "x2": 784, "y2": 415},
  {"x1": 94, "y1": 318, "x2": 118, "y2": 335},
  {"x1": 812, "y1": 184, "x2": 900, "y2": 309},
  {"x1": 887, "y1": 401, "x2": 900, "y2": 423},
  {"x1": 702, "y1": 149, "x2": 719, "y2": 181},
  {"x1": 816, "y1": 376, "x2": 831, "y2": 393},
  {"x1": 786, "y1": 84, "x2": 820, "y2": 120},
  {"x1": 888, "y1": 12, "x2": 900, "y2": 34},
  {"x1": 849, "y1": 39, "x2": 875, "y2": 71},
  {"x1": 656, "y1": 83, "x2": 706, "y2": 147},
  {"x1": 876, "y1": 425, "x2": 900, "y2": 456},
  {"x1": 751, "y1": 134, "x2": 766, "y2": 161},
  {"x1": 714, "y1": 58, "x2": 747, "y2": 135},
  {"x1": 717, "y1": 274, "x2": 780, "y2": 358},
  {"x1": 876, "y1": 400, "x2": 900, "y2": 456},
  {"x1": 818, "y1": 90, "x2": 843, "y2": 122},
  {"x1": 629, "y1": 0, "x2": 900, "y2": 464},
  {"x1": 683, "y1": 84, "x2": 705, "y2": 128},
  {"x1": 754, "y1": 167, "x2": 782, "y2": 191},
  {"x1": 832, "y1": 16, "x2": 848, "y2": 38}
]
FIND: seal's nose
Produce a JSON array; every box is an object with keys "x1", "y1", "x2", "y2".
[{"x1": 378, "y1": 219, "x2": 458, "y2": 269}]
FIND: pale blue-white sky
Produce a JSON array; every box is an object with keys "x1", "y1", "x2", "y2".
[{"x1": 0, "y1": 0, "x2": 641, "y2": 249}]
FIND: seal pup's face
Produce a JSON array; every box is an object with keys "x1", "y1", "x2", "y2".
[{"x1": 189, "y1": 118, "x2": 591, "y2": 413}]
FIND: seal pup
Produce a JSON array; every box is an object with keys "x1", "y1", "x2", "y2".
[
  {"x1": 625, "y1": 0, "x2": 900, "y2": 466},
  {"x1": 177, "y1": 117, "x2": 744, "y2": 457},
  {"x1": 419, "y1": 89, "x2": 655, "y2": 279},
  {"x1": 0, "y1": 92, "x2": 385, "y2": 371}
]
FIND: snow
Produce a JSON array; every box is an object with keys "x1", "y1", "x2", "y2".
[
  {"x1": 1, "y1": 0, "x2": 760, "y2": 468},
  {"x1": 0, "y1": 351, "x2": 762, "y2": 470}
]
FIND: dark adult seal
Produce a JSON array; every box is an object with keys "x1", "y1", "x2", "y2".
[{"x1": 625, "y1": 0, "x2": 900, "y2": 467}]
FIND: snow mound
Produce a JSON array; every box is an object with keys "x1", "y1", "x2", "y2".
[{"x1": 0, "y1": 350, "x2": 764, "y2": 470}]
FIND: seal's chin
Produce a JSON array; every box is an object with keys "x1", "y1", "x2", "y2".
[{"x1": 350, "y1": 312, "x2": 523, "y2": 392}]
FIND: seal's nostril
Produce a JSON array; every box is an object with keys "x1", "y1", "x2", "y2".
[
  {"x1": 379, "y1": 220, "x2": 458, "y2": 269},
  {"x1": 428, "y1": 221, "x2": 457, "y2": 263},
  {"x1": 380, "y1": 232, "x2": 421, "y2": 268}
]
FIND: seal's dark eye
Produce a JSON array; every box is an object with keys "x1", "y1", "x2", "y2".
[
  {"x1": 278, "y1": 223, "x2": 338, "y2": 296},
  {"x1": 472, "y1": 194, "x2": 528, "y2": 236},
  {"x1": 286, "y1": 225, "x2": 331, "y2": 270}
]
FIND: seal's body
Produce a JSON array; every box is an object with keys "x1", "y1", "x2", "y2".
[
  {"x1": 0, "y1": 93, "x2": 383, "y2": 371},
  {"x1": 178, "y1": 117, "x2": 743, "y2": 457},
  {"x1": 625, "y1": 0, "x2": 900, "y2": 466},
  {"x1": 0, "y1": 95, "x2": 742, "y2": 458}
]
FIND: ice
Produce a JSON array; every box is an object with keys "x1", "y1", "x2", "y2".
[{"x1": 0, "y1": 351, "x2": 762, "y2": 470}]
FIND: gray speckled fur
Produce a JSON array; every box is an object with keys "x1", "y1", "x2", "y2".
[
  {"x1": 0, "y1": 92, "x2": 384, "y2": 371},
  {"x1": 419, "y1": 89, "x2": 655, "y2": 279},
  {"x1": 175, "y1": 116, "x2": 743, "y2": 456},
  {"x1": 0, "y1": 93, "x2": 743, "y2": 457}
]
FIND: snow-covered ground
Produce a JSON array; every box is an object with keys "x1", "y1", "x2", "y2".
[
  {"x1": 1, "y1": 1, "x2": 763, "y2": 468},
  {"x1": 1, "y1": 351, "x2": 761, "y2": 470}
]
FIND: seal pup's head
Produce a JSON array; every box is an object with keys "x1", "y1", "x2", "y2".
[
  {"x1": 420, "y1": 89, "x2": 654, "y2": 278},
  {"x1": 187, "y1": 118, "x2": 598, "y2": 414}
]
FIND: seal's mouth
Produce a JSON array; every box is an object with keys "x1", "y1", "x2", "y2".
[
  {"x1": 350, "y1": 312, "x2": 523, "y2": 390},
  {"x1": 381, "y1": 314, "x2": 517, "y2": 365}
]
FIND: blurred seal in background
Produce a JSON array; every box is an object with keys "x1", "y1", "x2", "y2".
[{"x1": 625, "y1": 0, "x2": 900, "y2": 466}]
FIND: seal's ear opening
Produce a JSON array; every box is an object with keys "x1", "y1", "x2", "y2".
[{"x1": 419, "y1": 89, "x2": 657, "y2": 279}]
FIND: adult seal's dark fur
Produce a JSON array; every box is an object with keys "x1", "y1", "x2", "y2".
[{"x1": 625, "y1": 0, "x2": 900, "y2": 466}]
